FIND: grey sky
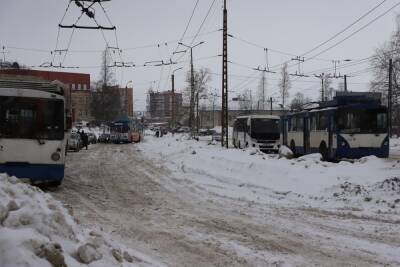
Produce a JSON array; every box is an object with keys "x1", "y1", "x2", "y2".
[{"x1": 1, "y1": 0, "x2": 397, "y2": 110}]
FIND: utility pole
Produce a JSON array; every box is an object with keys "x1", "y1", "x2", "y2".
[
  {"x1": 388, "y1": 58, "x2": 393, "y2": 137},
  {"x1": 344, "y1": 75, "x2": 348, "y2": 92},
  {"x1": 171, "y1": 67, "x2": 183, "y2": 129},
  {"x1": 221, "y1": 0, "x2": 229, "y2": 148},
  {"x1": 314, "y1": 73, "x2": 325, "y2": 102},
  {"x1": 196, "y1": 90, "x2": 200, "y2": 133},
  {"x1": 178, "y1": 41, "x2": 204, "y2": 135},
  {"x1": 270, "y1": 97, "x2": 273, "y2": 115}
]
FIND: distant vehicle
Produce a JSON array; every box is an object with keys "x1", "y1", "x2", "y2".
[
  {"x1": 281, "y1": 92, "x2": 389, "y2": 160},
  {"x1": 212, "y1": 132, "x2": 222, "y2": 142},
  {"x1": 68, "y1": 133, "x2": 82, "y2": 151},
  {"x1": 199, "y1": 129, "x2": 216, "y2": 136},
  {"x1": 87, "y1": 133, "x2": 97, "y2": 144},
  {"x1": 110, "y1": 117, "x2": 144, "y2": 143},
  {"x1": 232, "y1": 115, "x2": 280, "y2": 152},
  {"x1": 175, "y1": 126, "x2": 190, "y2": 133},
  {"x1": 0, "y1": 79, "x2": 70, "y2": 186},
  {"x1": 98, "y1": 133, "x2": 110, "y2": 143}
]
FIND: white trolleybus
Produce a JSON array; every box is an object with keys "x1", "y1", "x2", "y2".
[
  {"x1": 110, "y1": 117, "x2": 144, "y2": 143},
  {"x1": 280, "y1": 92, "x2": 389, "y2": 160},
  {"x1": 232, "y1": 115, "x2": 281, "y2": 152},
  {"x1": 0, "y1": 79, "x2": 69, "y2": 186}
]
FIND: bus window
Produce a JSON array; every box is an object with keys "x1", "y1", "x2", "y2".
[
  {"x1": 317, "y1": 114, "x2": 328, "y2": 131},
  {"x1": 310, "y1": 115, "x2": 316, "y2": 131},
  {"x1": 336, "y1": 109, "x2": 387, "y2": 133}
]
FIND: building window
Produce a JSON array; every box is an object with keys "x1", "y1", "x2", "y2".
[
  {"x1": 83, "y1": 84, "x2": 87, "y2": 90},
  {"x1": 71, "y1": 84, "x2": 75, "y2": 90},
  {"x1": 77, "y1": 84, "x2": 81, "y2": 90}
]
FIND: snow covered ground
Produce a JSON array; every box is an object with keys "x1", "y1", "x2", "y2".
[
  {"x1": 0, "y1": 173, "x2": 161, "y2": 267},
  {"x1": 6, "y1": 133, "x2": 398, "y2": 266},
  {"x1": 140, "y1": 133, "x2": 400, "y2": 219}
]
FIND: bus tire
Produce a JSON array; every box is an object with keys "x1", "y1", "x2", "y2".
[
  {"x1": 238, "y1": 141, "x2": 241, "y2": 149},
  {"x1": 319, "y1": 142, "x2": 329, "y2": 161},
  {"x1": 290, "y1": 140, "x2": 296, "y2": 156}
]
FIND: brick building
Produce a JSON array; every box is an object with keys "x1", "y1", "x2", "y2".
[
  {"x1": 0, "y1": 68, "x2": 91, "y2": 122},
  {"x1": 0, "y1": 68, "x2": 134, "y2": 122}
]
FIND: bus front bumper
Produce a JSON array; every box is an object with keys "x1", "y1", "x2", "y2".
[{"x1": 0, "y1": 163, "x2": 64, "y2": 183}]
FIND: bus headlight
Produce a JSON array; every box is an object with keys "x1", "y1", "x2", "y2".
[{"x1": 51, "y1": 152, "x2": 61, "y2": 161}]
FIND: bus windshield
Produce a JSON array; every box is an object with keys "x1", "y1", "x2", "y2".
[
  {"x1": 111, "y1": 123, "x2": 130, "y2": 133},
  {"x1": 0, "y1": 96, "x2": 64, "y2": 140},
  {"x1": 336, "y1": 109, "x2": 387, "y2": 134},
  {"x1": 251, "y1": 118, "x2": 280, "y2": 139}
]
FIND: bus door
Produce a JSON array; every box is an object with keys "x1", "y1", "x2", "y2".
[
  {"x1": 328, "y1": 114, "x2": 334, "y2": 157},
  {"x1": 281, "y1": 118, "x2": 288, "y2": 146},
  {"x1": 303, "y1": 116, "x2": 310, "y2": 154}
]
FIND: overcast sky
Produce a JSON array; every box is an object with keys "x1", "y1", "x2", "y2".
[{"x1": 1, "y1": 0, "x2": 398, "y2": 110}]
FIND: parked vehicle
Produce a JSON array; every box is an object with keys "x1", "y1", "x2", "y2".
[
  {"x1": 0, "y1": 79, "x2": 70, "y2": 186},
  {"x1": 98, "y1": 133, "x2": 111, "y2": 143},
  {"x1": 68, "y1": 133, "x2": 82, "y2": 151},
  {"x1": 175, "y1": 126, "x2": 190, "y2": 133},
  {"x1": 232, "y1": 115, "x2": 281, "y2": 152},
  {"x1": 281, "y1": 92, "x2": 389, "y2": 160},
  {"x1": 87, "y1": 133, "x2": 97, "y2": 144}
]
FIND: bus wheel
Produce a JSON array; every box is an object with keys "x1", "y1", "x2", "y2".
[
  {"x1": 319, "y1": 142, "x2": 328, "y2": 161},
  {"x1": 238, "y1": 141, "x2": 241, "y2": 149},
  {"x1": 290, "y1": 140, "x2": 296, "y2": 156}
]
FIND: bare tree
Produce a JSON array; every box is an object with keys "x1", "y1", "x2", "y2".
[
  {"x1": 290, "y1": 92, "x2": 312, "y2": 111},
  {"x1": 370, "y1": 15, "x2": 400, "y2": 104},
  {"x1": 323, "y1": 76, "x2": 334, "y2": 101},
  {"x1": 91, "y1": 48, "x2": 121, "y2": 121},
  {"x1": 237, "y1": 89, "x2": 253, "y2": 111},
  {"x1": 184, "y1": 67, "x2": 212, "y2": 105},
  {"x1": 279, "y1": 63, "x2": 291, "y2": 108}
]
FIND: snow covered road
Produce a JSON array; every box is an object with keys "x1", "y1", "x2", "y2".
[{"x1": 50, "y1": 140, "x2": 400, "y2": 266}]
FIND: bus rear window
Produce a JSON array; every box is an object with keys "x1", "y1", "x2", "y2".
[
  {"x1": 336, "y1": 109, "x2": 387, "y2": 133},
  {"x1": 0, "y1": 96, "x2": 64, "y2": 140}
]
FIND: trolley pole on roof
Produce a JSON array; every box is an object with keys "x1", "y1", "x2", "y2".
[
  {"x1": 221, "y1": 0, "x2": 229, "y2": 148},
  {"x1": 388, "y1": 58, "x2": 393, "y2": 137}
]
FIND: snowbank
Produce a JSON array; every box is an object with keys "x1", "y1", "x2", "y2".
[
  {"x1": 0, "y1": 174, "x2": 155, "y2": 267},
  {"x1": 139, "y1": 134, "x2": 400, "y2": 218}
]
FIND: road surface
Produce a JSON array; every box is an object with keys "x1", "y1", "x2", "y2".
[{"x1": 51, "y1": 144, "x2": 400, "y2": 266}]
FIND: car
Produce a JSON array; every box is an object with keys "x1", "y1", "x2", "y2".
[
  {"x1": 175, "y1": 126, "x2": 190, "y2": 133},
  {"x1": 87, "y1": 133, "x2": 97, "y2": 144},
  {"x1": 98, "y1": 133, "x2": 111, "y2": 143},
  {"x1": 68, "y1": 133, "x2": 82, "y2": 152},
  {"x1": 212, "y1": 132, "x2": 222, "y2": 142},
  {"x1": 199, "y1": 129, "x2": 216, "y2": 136}
]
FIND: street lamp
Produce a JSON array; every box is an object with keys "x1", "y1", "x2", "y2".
[
  {"x1": 171, "y1": 67, "x2": 183, "y2": 129},
  {"x1": 177, "y1": 41, "x2": 205, "y2": 133}
]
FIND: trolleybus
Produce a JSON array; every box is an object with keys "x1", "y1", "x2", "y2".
[
  {"x1": 281, "y1": 92, "x2": 389, "y2": 160},
  {"x1": 0, "y1": 79, "x2": 69, "y2": 185},
  {"x1": 110, "y1": 117, "x2": 144, "y2": 143}
]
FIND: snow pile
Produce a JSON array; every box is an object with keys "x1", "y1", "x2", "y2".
[
  {"x1": 139, "y1": 134, "x2": 400, "y2": 218},
  {"x1": 0, "y1": 174, "x2": 151, "y2": 267}
]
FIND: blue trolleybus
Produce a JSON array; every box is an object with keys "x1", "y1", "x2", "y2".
[
  {"x1": 0, "y1": 79, "x2": 69, "y2": 185},
  {"x1": 281, "y1": 92, "x2": 389, "y2": 160}
]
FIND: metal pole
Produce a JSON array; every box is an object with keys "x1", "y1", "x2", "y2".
[
  {"x1": 171, "y1": 74, "x2": 175, "y2": 128},
  {"x1": 344, "y1": 75, "x2": 348, "y2": 92},
  {"x1": 221, "y1": 0, "x2": 228, "y2": 148},
  {"x1": 196, "y1": 90, "x2": 199, "y2": 133},
  {"x1": 270, "y1": 97, "x2": 273, "y2": 115},
  {"x1": 389, "y1": 58, "x2": 393, "y2": 137},
  {"x1": 190, "y1": 47, "x2": 194, "y2": 131}
]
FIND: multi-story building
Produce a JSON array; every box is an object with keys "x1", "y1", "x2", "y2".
[{"x1": 147, "y1": 91, "x2": 183, "y2": 121}]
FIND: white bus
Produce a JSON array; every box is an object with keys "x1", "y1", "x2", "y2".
[
  {"x1": 232, "y1": 115, "x2": 281, "y2": 152},
  {"x1": 0, "y1": 79, "x2": 68, "y2": 186}
]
